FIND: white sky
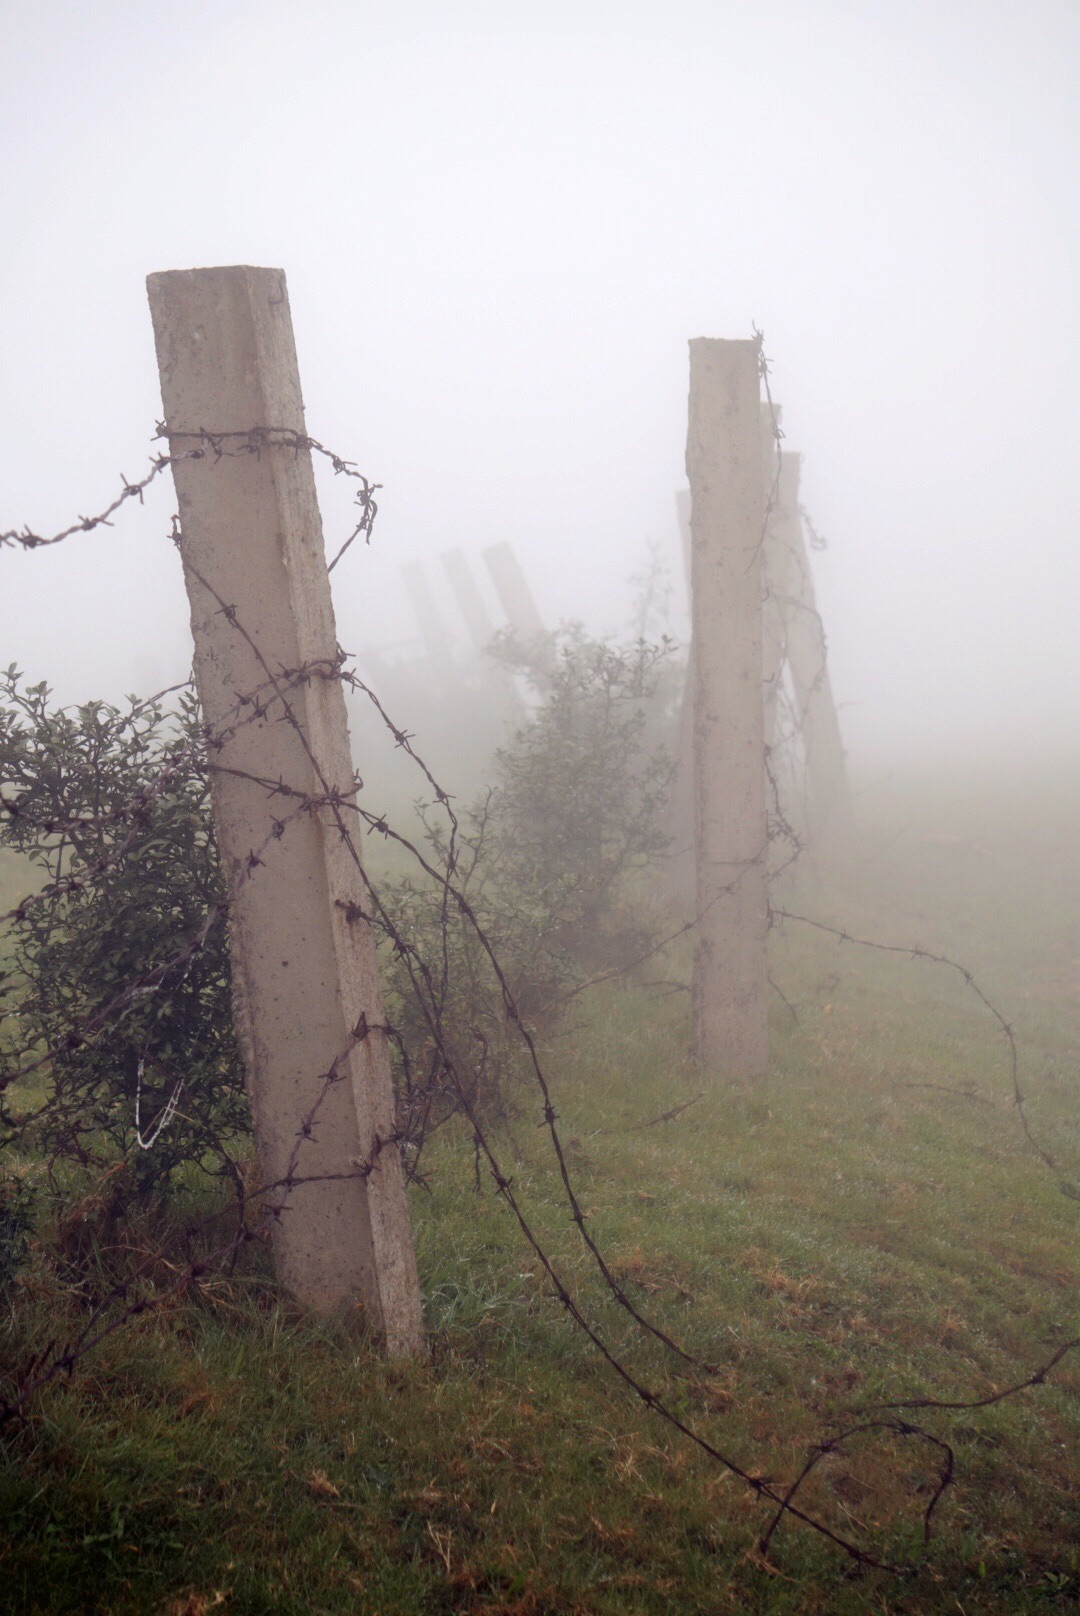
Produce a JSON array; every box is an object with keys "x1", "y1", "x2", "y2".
[{"x1": 1, "y1": 0, "x2": 1077, "y2": 766}]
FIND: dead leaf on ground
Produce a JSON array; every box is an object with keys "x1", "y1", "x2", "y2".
[
  {"x1": 304, "y1": 1469, "x2": 341, "y2": 1500},
  {"x1": 165, "y1": 1592, "x2": 228, "y2": 1616}
]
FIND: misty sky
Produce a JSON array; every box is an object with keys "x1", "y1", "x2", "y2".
[{"x1": 1, "y1": 0, "x2": 1077, "y2": 768}]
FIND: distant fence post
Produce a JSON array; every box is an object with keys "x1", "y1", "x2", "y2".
[
  {"x1": 760, "y1": 407, "x2": 789, "y2": 752},
  {"x1": 686, "y1": 338, "x2": 769, "y2": 1080},
  {"x1": 442, "y1": 548, "x2": 497, "y2": 652},
  {"x1": 770, "y1": 454, "x2": 854, "y2": 842},
  {"x1": 482, "y1": 542, "x2": 547, "y2": 645},
  {"x1": 402, "y1": 561, "x2": 455, "y2": 676},
  {"x1": 147, "y1": 265, "x2": 423, "y2": 1356}
]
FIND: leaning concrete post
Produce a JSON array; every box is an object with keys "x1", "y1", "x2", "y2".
[
  {"x1": 147, "y1": 266, "x2": 423, "y2": 1355},
  {"x1": 686, "y1": 339, "x2": 769, "y2": 1079},
  {"x1": 402, "y1": 561, "x2": 455, "y2": 676},
  {"x1": 442, "y1": 548, "x2": 497, "y2": 652},
  {"x1": 482, "y1": 542, "x2": 547, "y2": 644}
]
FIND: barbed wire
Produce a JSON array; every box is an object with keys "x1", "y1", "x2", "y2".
[
  {"x1": 769, "y1": 908, "x2": 1056, "y2": 1174},
  {"x1": 0, "y1": 425, "x2": 378, "y2": 563},
  {"x1": 800, "y1": 504, "x2": 828, "y2": 552},
  {"x1": 2, "y1": 421, "x2": 1075, "y2": 1578}
]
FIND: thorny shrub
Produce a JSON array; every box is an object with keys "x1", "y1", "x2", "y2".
[{"x1": 0, "y1": 671, "x2": 246, "y2": 1231}]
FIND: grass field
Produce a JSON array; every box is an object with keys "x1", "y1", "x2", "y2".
[{"x1": 1, "y1": 768, "x2": 1078, "y2": 1613}]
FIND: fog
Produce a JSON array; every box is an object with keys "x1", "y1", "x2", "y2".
[{"x1": 2, "y1": 0, "x2": 1077, "y2": 772}]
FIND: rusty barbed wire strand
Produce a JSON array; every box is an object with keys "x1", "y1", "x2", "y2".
[
  {"x1": 860, "y1": 1337, "x2": 1080, "y2": 1417},
  {"x1": 0, "y1": 425, "x2": 379, "y2": 563},
  {"x1": 800, "y1": 505, "x2": 828, "y2": 553},
  {"x1": 769, "y1": 908, "x2": 1055, "y2": 1172},
  {"x1": 758, "y1": 1418, "x2": 957, "y2": 1560},
  {"x1": 2, "y1": 421, "x2": 1075, "y2": 1576}
]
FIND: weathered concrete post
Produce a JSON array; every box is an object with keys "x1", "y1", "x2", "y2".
[
  {"x1": 402, "y1": 561, "x2": 455, "y2": 677},
  {"x1": 482, "y1": 542, "x2": 547, "y2": 644},
  {"x1": 772, "y1": 462, "x2": 854, "y2": 842},
  {"x1": 686, "y1": 339, "x2": 769, "y2": 1079},
  {"x1": 442, "y1": 548, "x2": 497, "y2": 652},
  {"x1": 760, "y1": 427, "x2": 854, "y2": 841},
  {"x1": 441, "y1": 548, "x2": 524, "y2": 732},
  {"x1": 147, "y1": 265, "x2": 423, "y2": 1355}
]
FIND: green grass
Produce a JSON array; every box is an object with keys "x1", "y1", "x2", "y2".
[{"x1": 2, "y1": 771, "x2": 1078, "y2": 1613}]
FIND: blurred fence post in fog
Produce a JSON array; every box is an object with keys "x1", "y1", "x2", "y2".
[
  {"x1": 441, "y1": 547, "x2": 525, "y2": 726},
  {"x1": 662, "y1": 489, "x2": 696, "y2": 910},
  {"x1": 763, "y1": 451, "x2": 854, "y2": 841},
  {"x1": 442, "y1": 548, "x2": 497, "y2": 652},
  {"x1": 686, "y1": 338, "x2": 769, "y2": 1080},
  {"x1": 402, "y1": 560, "x2": 455, "y2": 677},
  {"x1": 482, "y1": 541, "x2": 548, "y2": 651},
  {"x1": 147, "y1": 265, "x2": 423, "y2": 1356}
]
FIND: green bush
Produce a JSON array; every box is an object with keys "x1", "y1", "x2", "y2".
[
  {"x1": 0, "y1": 1166, "x2": 34, "y2": 1290},
  {"x1": 0, "y1": 671, "x2": 247, "y2": 1199},
  {"x1": 380, "y1": 630, "x2": 676, "y2": 1123},
  {"x1": 485, "y1": 627, "x2": 677, "y2": 973}
]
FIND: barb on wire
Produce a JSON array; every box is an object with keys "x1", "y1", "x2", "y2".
[
  {"x1": 1, "y1": 451, "x2": 192, "y2": 552},
  {"x1": 152, "y1": 425, "x2": 380, "y2": 573},
  {"x1": 1, "y1": 425, "x2": 379, "y2": 570},
  {"x1": 860, "y1": 1338, "x2": 1080, "y2": 1417}
]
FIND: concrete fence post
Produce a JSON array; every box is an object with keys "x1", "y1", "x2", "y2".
[
  {"x1": 686, "y1": 338, "x2": 769, "y2": 1080},
  {"x1": 147, "y1": 265, "x2": 423, "y2": 1356},
  {"x1": 759, "y1": 422, "x2": 854, "y2": 842},
  {"x1": 772, "y1": 459, "x2": 854, "y2": 842},
  {"x1": 482, "y1": 541, "x2": 547, "y2": 645},
  {"x1": 442, "y1": 548, "x2": 497, "y2": 652},
  {"x1": 402, "y1": 561, "x2": 455, "y2": 676}
]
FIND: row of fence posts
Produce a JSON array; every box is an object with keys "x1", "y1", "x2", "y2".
[
  {"x1": 403, "y1": 541, "x2": 545, "y2": 666},
  {"x1": 146, "y1": 265, "x2": 852, "y2": 1355},
  {"x1": 682, "y1": 340, "x2": 854, "y2": 1085}
]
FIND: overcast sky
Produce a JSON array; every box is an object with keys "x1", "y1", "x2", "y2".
[{"x1": 1, "y1": 0, "x2": 1077, "y2": 768}]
